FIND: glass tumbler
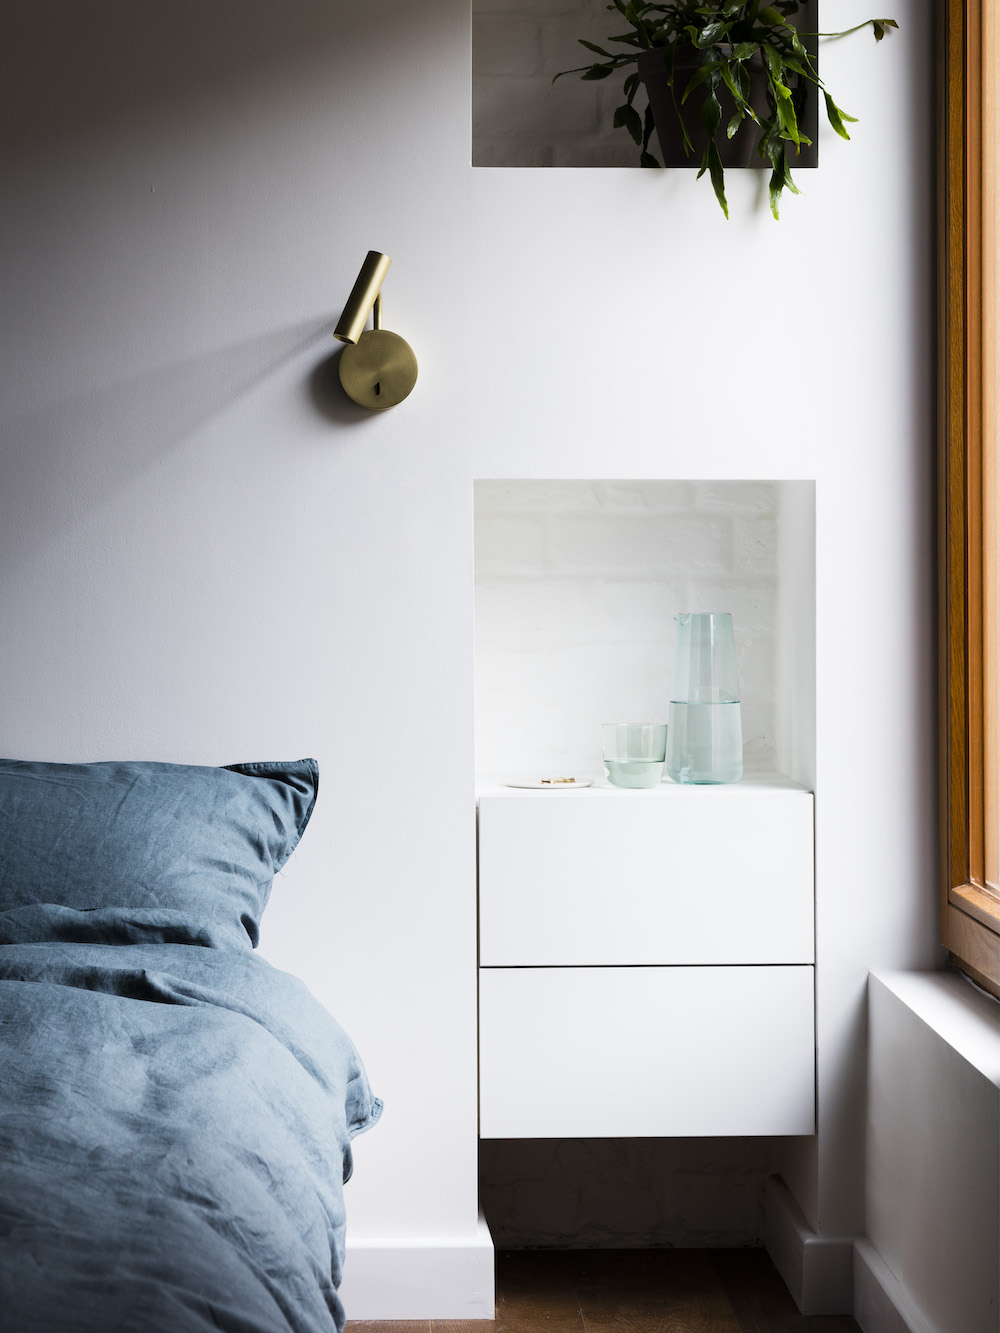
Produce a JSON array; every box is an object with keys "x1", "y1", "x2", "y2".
[
  {"x1": 602, "y1": 723, "x2": 667, "y2": 789},
  {"x1": 666, "y1": 612, "x2": 743, "y2": 784}
]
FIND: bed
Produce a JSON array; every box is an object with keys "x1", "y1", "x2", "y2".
[{"x1": 0, "y1": 756, "x2": 381, "y2": 1333}]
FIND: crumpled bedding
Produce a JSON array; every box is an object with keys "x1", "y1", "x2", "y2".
[{"x1": 0, "y1": 906, "x2": 381, "y2": 1333}]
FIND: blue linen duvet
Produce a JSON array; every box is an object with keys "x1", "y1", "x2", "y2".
[{"x1": 0, "y1": 906, "x2": 381, "y2": 1333}]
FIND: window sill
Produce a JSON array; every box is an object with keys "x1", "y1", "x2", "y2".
[{"x1": 869, "y1": 969, "x2": 1000, "y2": 1085}]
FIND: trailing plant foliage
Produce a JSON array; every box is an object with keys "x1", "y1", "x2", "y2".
[{"x1": 554, "y1": 2, "x2": 897, "y2": 218}]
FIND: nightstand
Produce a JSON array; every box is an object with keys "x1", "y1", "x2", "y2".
[{"x1": 477, "y1": 776, "x2": 815, "y2": 1138}]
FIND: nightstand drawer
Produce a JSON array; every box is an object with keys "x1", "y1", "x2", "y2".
[
  {"x1": 478, "y1": 785, "x2": 814, "y2": 966},
  {"x1": 478, "y1": 964, "x2": 815, "y2": 1138}
]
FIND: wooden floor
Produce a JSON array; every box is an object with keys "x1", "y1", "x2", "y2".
[{"x1": 345, "y1": 1248, "x2": 861, "y2": 1333}]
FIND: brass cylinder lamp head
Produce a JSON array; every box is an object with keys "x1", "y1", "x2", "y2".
[
  {"x1": 334, "y1": 250, "x2": 418, "y2": 411},
  {"x1": 333, "y1": 251, "x2": 392, "y2": 346}
]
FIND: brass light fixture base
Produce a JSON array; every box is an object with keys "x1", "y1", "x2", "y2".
[
  {"x1": 338, "y1": 329, "x2": 418, "y2": 411},
  {"x1": 334, "y1": 251, "x2": 417, "y2": 411}
]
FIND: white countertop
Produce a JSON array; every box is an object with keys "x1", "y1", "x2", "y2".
[{"x1": 475, "y1": 769, "x2": 813, "y2": 798}]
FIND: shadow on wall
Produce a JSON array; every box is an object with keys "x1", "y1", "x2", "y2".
[
  {"x1": 1, "y1": 0, "x2": 421, "y2": 573},
  {"x1": 1, "y1": 0, "x2": 355, "y2": 156},
  {"x1": 0, "y1": 320, "x2": 343, "y2": 576},
  {"x1": 309, "y1": 351, "x2": 380, "y2": 427}
]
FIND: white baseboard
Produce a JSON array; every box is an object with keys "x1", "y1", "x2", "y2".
[
  {"x1": 853, "y1": 1240, "x2": 938, "y2": 1333},
  {"x1": 763, "y1": 1177, "x2": 854, "y2": 1316},
  {"x1": 339, "y1": 1212, "x2": 495, "y2": 1320},
  {"x1": 340, "y1": 1194, "x2": 935, "y2": 1328}
]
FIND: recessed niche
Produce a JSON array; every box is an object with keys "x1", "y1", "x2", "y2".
[
  {"x1": 472, "y1": 1, "x2": 818, "y2": 169},
  {"x1": 473, "y1": 479, "x2": 815, "y2": 783}
]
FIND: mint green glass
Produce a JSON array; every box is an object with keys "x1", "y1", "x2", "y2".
[
  {"x1": 602, "y1": 723, "x2": 667, "y2": 789},
  {"x1": 666, "y1": 612, "x2": 743, "y2": 784}
]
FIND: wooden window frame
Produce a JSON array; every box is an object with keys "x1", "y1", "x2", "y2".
[{"x1": 939, "y1": 0, "x2": 1000, "y2": 998}]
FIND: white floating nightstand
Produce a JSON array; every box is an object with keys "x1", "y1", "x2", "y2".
[{"x1": 476, "y1": 775, "x2": 816, "y2": 1140}]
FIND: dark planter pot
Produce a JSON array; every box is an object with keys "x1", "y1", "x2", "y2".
[{"x1": 637, "y1": 48, "x2": 770, "y2": 169}]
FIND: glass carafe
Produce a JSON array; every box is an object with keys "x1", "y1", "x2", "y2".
[{"x1": 666, "y1": 612, "x2": 743, "y2": 784}]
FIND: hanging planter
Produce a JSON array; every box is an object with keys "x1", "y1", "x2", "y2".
[
  {"x1": 554, "y1": 3, "x2": 897, "y2": 219},
  {"x1": 636, "y1": 45, "x2": 770, "y2": 169}
]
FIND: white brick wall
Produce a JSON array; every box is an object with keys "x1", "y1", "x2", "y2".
[
  {"x1": 473, "y1": 0, "x2": 641, "y2": 166},
  {"x1": 474, "y1": 479, "x2": 782, "y2": 777}
]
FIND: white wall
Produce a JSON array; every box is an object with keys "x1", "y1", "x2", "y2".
[
  {"x1": 859, "y1": 974, "x2": 999, "y2": 1333},
  {"x1": 467, "y1": 0, "x2": 940, "y2": 1252},
  {"x1": 0, "y1": 0, "x2": 939, "y2": 1317}
]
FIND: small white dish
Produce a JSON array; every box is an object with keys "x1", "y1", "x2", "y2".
[{"x1": 503, "y1": 776, "x2": 595, "y2": 789}]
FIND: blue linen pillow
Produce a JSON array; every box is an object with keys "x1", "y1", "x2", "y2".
[{"x1": 0, "y1": 757, "x2": 318, "y2": 949}]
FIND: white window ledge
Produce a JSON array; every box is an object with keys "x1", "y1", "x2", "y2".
[{"x1": 870, "y1": 969, "x2": 1000, "y2": 1085}]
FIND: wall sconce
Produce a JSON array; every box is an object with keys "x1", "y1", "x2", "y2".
[{"x1": 333, "y1": 251, "x2": 418, "y2": 411}]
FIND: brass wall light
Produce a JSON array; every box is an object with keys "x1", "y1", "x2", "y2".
[{"x1": 333, "y1": 251, "x2": 418, "y2": 411}]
